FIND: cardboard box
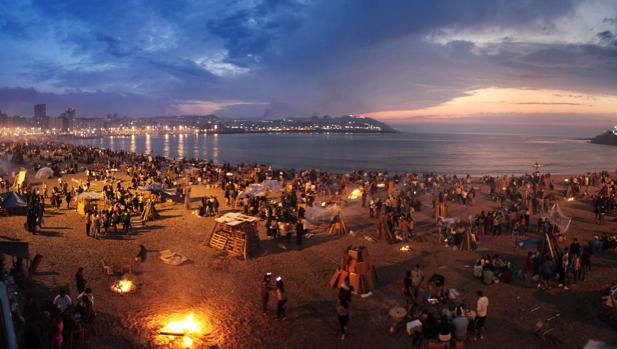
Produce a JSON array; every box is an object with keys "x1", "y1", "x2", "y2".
[
  {"x1": 348, "y1": 249, "x2": 359, "y2": 260},
  {"x1": 356, "y1": 262, "x2": 369, "y2": 274},
  {"x1": 349, "y1": 272, "x2": 361, "y2": 294},
  {"x1": 329, "y1": 268, "x2": 341, "y2": 288}
]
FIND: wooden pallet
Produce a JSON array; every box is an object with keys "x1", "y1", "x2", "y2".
[
  {"x1": 227, "y1": 236, "x2": 246, "y2": 256},
  {"x1": 209, "y1": 232, "x2": 229, "y2": 250}
]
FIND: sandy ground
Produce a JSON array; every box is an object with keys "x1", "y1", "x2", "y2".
[{"x1": 1, "y1": 172, "x2": 617, "y2": 349}]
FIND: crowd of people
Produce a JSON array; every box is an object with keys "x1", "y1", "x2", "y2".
[{"x1": 0, "y1": 139, "x2": 616, "y2": 348}]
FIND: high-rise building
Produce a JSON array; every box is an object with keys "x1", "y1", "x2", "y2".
[
  {"x1": 34, "y1": 104, "x2": 48, "y2": 129},
  {"x1": 66, "y1": 107, "x2": 76, "y2": 130}
]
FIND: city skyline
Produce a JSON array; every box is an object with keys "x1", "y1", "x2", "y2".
[{"x1": 0, "y1": 0, "x2": 616, "y2": 133}]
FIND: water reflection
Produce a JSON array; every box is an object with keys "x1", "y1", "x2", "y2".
[
  {"x1": 178, "y1": 134, "x2": 184, "y2": 159},
  {"x1": 193, "y1": 134, "x2": 200, "y2": 159},
  {"x1": 163, "y1": 134, "x2": 170, "y2": 158},
  {"x1": 212, "y1": 133, "x2": 219, "y2": 163},
  {"x1": 145, "y1": 134, "x2": 152, "y2": 155},
  {"x1": 130, "y1": 134, "x2": 137, "y2": 153},
  {"x1": 109, "y1": 136, "x2": 114, "y2": 151}
]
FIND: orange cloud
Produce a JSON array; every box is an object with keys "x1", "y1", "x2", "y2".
[{"x1": 368, "y1": 88, "x2": 617, "y2": 120}]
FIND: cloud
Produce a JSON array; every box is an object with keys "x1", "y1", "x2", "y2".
[{"x1": 0, "y1": 0, "x2": 615, "y2": 124}]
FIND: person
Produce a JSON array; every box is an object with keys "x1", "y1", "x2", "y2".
[
  {"x1": 260, "y1": 272, "x2": 273, "y2": 316},
  {"x1": 437, "y1": 314, "x2": 453, "y2": 344},
  {"x1": 525, "y1": 251, "x2": 535, "y2": 288},
  {"x1": 411, "y1": 264, "x2": 424, "y2": 296},
  {"x1": 53, "y1": 289, "x2": 72, "y2": 313},
  {"x1": 336, "y1": 299, "x2": 349, "y2": 340},
  {"x1": 452, "y1": 306, "x2": 469, "y2": 342},
  {"x1": 559, "y1": 247, "x2": 570, "y2": 290},
  {"x1": 275, "y1": 276, "x2": 288, "y2": 320},
  {"x1": 77, "y1": 288, "x2": 96, "y2": 323},
  {"x1": 402, "y1": 270, "x2": 414, "y2": 311},
  {"x1": 295, "y1": 218, "x2": 303, "y2": 246},
  {"x1": 75, "y1": 267, "x2": 87, "y2": 294},
  {"x1": 475, "y1": 290, "x2": 489, "y2": 340},
  {"x1": 51, "y1": 310, "x2": 64, "y2": 349},
  {"x1": 136, "y1": 244, "x2": 148, "y2": 262},
  {"x1": 338, "y1": 277, "x2": 353, "y2": 305},
  {"x1": 85, "y1": 212, "x2": 92, "y2": 237}
]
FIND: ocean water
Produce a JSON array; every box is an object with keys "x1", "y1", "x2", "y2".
[{"x1": 71, "y1": 132, "x2": 617, "y2": 175}]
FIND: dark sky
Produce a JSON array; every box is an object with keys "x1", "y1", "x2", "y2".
[{"x1": 0, "y1": 0, "x2": 616, "y2": 133}]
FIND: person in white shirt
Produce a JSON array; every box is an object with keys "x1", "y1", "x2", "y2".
[
  {"x1": 53, "y1": 289, "x2": 72, "y2": 313},
  {"x1": 475, "y1": 290, "x2": 489, "y2": 340}
]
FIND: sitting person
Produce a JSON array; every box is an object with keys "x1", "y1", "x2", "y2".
[
  {"x1": 437, "y1": 314, "x2": 453, "y2": 344},
  {"x1": 452, "y1": 306, "x2": 469, "y2": 342}
]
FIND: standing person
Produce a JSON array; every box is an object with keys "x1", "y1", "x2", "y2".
[
  {"x1": 85, "y1": 212, "x2": 92, "y2": 237},
  {"x1": 336, "y1": 299, "x2": 349, "y2": 340},
  {"x1": 295, "y1": 218, "x2": 304, "y2": 246},
  {"x1": 275, "y1": 276, "x2": 288, "y2": 320},
  {"x1": 65, "y1": 191, "x2": 72, "y2": 209},
  {"x1": 260, "y1": 273, "x2": 273, "y2": 316},
  {"x1": 452, "y1": 307, "x2": 469, "y2": 342},
  {"x1": 559, "y1": 247, "x2": 570, "y2": 290},
  {"x1": 184, "y1": 184, "x2": 191, "y2": 210},
  {"x1": 75, "y1": 267, "x2": 87, "y2": 294},
  {"x1": 338, "y1": 277, "x2": 353, "y2": 305},
  {"x1": 475, "y1": 290, "x2": 489, "y2": 340},
  {"x1": 525, "y1": 251, "x2": 535, "y2": 288},
  {"x1": 402, "y1": 270, "x2": 414, "y2": 311},
  {"x1": 411, "y1": 264, "x2": 424, "y2": 297},
  {"x1": 93, "y1": 213, "x2": 101, "y2": 239}
]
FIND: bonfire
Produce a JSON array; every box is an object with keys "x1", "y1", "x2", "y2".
[
  {"x1": 110, "y1": 279, "x2": 136, "y2": 295},
  {"x1": 159, "y1": 313, "x2": 203, "y2": 348},
  {"x1": 347, "y1": 188, "x2": 362, "y2": 200}
]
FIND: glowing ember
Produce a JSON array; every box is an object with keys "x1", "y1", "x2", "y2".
[
  {"x1": 347, "y1": 188, "x2": 362, "y2": 200},
  {"x1": 567, "y1": 197, "x2": 575, "y2": 202},
  {"x1": 160, "y1": 313, "x2": 203, "y2": 348},
  {"x1": 400, "y1": 244, "x2": 411, "y2": 252},
  {"x1": 111, "y1": 279, "x2": 135, "y2": 294}
]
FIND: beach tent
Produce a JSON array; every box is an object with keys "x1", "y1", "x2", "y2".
[
  {"x1": 0, "y1": 192, "x2": 27, "y2": 214},
  {"x1": 76, "y1": 191, "x2": 103, "y2": 215},
  {"x1": 238, "y1": 179, "x2": 283, "y2": 198},
  {"x1": 34, "y1": 167, "x2": 54, "y2": 180},
  {"x1": 549, "y1": 203, "x2": 571, "y2": 233},
  {"x1": 137, "y1": 184, "x2": 165, "y2": 192},
  {"x1": 305, "y1": 204, "x2": 341, "y2": 226}
]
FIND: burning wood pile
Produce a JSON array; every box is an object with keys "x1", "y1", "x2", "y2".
[
  {"x1": 158, "y1": 313, "x2": 204, "y2": 348},
  {"x1": 347, "y1": 188, "x2": 362, "y2": 200},
  {"x1": 110, "y1": 278, "x2": 136, "y2": 295}
]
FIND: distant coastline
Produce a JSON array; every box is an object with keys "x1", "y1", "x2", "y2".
[{"x1": 589, "y1": 130, "x2": 617, "y2": 146}]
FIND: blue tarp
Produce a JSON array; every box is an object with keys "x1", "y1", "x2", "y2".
[{"x1": 0, "y1": 192, "x2": 27, "y2": 209}]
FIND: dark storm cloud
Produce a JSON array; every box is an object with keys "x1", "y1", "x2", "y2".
[{"x1": 0, "y1": 0, "x2": 615, "y2": 119}]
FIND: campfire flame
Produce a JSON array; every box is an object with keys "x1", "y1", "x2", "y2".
[
  {"x1": 160, "y1": 313, "x2": 202, "y2": 348},
  {"x1": 567, "y1": 197, "x2": 575, "y2": 202},
  {"x1": 347, "y1": 188, "x2": 362, "y2": 200},
  {"x1": 111, "y1": 279, "x2": 135, "y2": 294},
  {"x1": 400, "y1": 244, "x2": 411, "y2": 252}
]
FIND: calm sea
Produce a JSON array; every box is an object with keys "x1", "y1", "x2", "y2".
[{"x1": 70, "y1": 132, "x2": 617, "y2": 175}]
